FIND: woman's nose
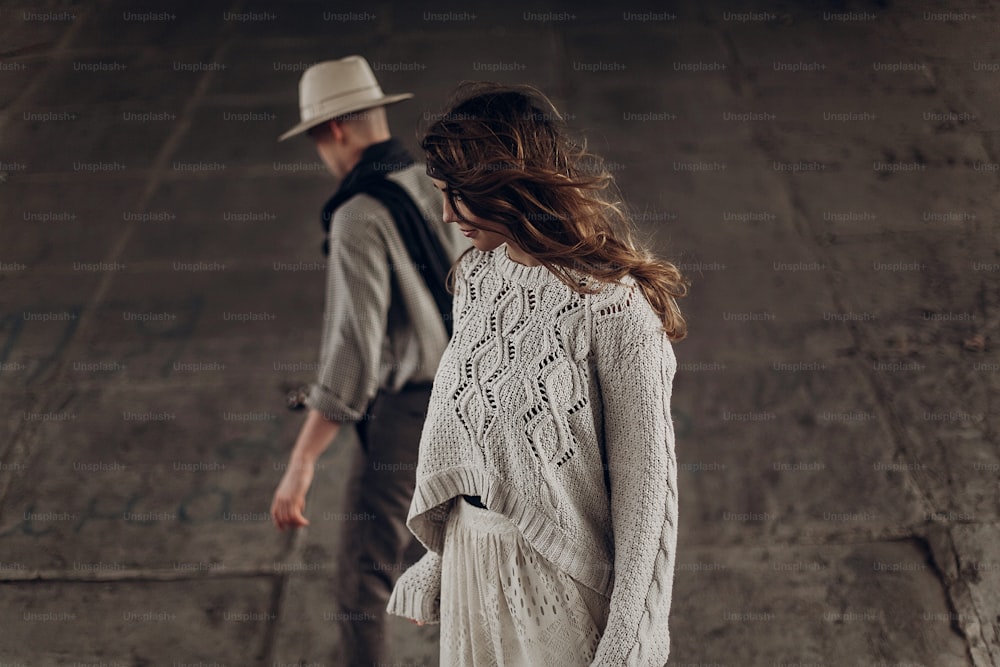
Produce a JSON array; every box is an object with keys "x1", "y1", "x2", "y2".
[{"x1": 442, "y1": 198, "x2": 458, "y2": 223}]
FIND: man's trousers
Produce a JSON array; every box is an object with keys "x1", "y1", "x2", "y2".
[{"x1": 333, "y1": 381, "x2": 433, "y2": 666}]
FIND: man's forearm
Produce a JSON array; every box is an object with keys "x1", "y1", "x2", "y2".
[{"x1": 289, "y1": 408, "x2": 342, "y2": 464}]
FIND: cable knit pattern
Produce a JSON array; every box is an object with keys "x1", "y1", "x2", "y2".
[{"x1": 386, "y1": 244, "x2": 678, "y2": 666}]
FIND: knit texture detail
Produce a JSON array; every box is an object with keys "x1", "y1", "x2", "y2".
[
  {"x1": 386, "y1": 548, "x2": 443, "y2": 624},
  {"x1": 388, "y1": 244, "x2": 679, "y2": 665}
]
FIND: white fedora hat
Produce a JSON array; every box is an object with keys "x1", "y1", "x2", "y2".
[{"x1": 278, "y1": 55, "x2": 414, "y2": 142}]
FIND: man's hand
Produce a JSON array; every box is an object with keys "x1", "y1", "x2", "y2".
[
  {"x1": 271, "y1": 460, "x2": 315, "y2": 530},
  {"x1": 270, "y1": 408, "x2": 342, "y2": 530}
]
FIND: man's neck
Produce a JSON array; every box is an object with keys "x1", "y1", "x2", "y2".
[{"x1": 339, "y1": 136, "x2": 392, "y2": 177}]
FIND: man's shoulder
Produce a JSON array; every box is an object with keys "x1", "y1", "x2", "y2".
[
  {"x1": 332, "y1": 163, "x2": 435, "y2": 224},
  {"x1": 330, "y1": 162, "x2": 444, "y2": 248},
  {"x1": 328, "y1": 193, "x2": 391, "y2": 248},
  {"x1": 385, "y1": 163, "x2": 438, "y2": 208},
  {"x1": 333, "y1": 191, "x2": 389, "y2": 221}
]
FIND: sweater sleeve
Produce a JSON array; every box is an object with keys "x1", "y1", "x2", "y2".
[
  {"x1": 591, "y1": 312, "x2": 679, "y2": 666},
  {"x1": 305, "y1": 197, "x2": 391, "y2": 422},
  {"x1": 386, "y1": 550, "x2": 442, "y2": 624}
]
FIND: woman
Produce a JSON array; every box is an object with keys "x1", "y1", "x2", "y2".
[{"x1": 386, "y1": 82, "x2": 688, "y2": 666}]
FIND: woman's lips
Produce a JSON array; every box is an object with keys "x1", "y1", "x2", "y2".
[{"x1": 460, "y1": 228, "x2": 477, "y2": 237}]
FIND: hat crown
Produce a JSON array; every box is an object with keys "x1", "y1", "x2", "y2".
[
  {"x1": 299, "y1": 56, "x2": 380, "y2": 113},
  {"x1": 277, "y1": 55, "x2": 413, "y2": 141}
]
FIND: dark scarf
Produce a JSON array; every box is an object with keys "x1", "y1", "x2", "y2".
[{"x1": 320, "y1": 138, "x2": 453, "y2": 336}]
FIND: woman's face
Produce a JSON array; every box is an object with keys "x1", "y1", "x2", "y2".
[{"x1": 429, "y1": 177, "x2": 509, "y2": 252}]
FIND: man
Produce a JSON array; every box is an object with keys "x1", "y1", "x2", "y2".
[{"x1": 270, "y1": 55, "x2": 466, "y2": 665}]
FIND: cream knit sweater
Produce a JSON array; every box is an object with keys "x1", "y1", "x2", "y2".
[{"x1": 387, "y1": 243, "x2": 679, "y2": 666}]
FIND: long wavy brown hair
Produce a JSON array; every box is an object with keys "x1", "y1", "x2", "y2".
[{"x1": 420, "y1": 81, "x2": 688, "y2": 341}]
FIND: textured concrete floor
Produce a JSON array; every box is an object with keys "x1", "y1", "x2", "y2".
[{"x1": 1, "y1": 0, "x2": 999, "y2": 665}]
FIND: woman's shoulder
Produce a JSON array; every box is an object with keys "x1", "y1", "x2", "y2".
[{"x1": 589, "y1": 274, "x2": 663, "y2": 340}]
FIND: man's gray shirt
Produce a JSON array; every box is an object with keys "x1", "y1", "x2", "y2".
[{"x1": 305, "y1": 162, "x2": 470, "y2": 422}]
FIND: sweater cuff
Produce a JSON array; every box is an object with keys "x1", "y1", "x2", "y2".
[
  {"x1": 386, "y1": 551, "x2": 442, "y2": 624},
  {"x1": 386, "y1": 580, "x2": 441, "y2": 625}
]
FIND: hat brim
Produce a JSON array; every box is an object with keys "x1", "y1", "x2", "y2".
[{"x1": 277, "y1": 93, "x2": 414, "y2": 142}]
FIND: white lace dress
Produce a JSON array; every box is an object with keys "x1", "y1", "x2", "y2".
[{"x1": 439, "y1": 499, "x2": 610, "y2": 666}]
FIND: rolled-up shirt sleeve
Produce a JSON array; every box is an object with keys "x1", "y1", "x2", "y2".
[{"x1": 305, "y1": 197, "x2": 391, "y2": 422}]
